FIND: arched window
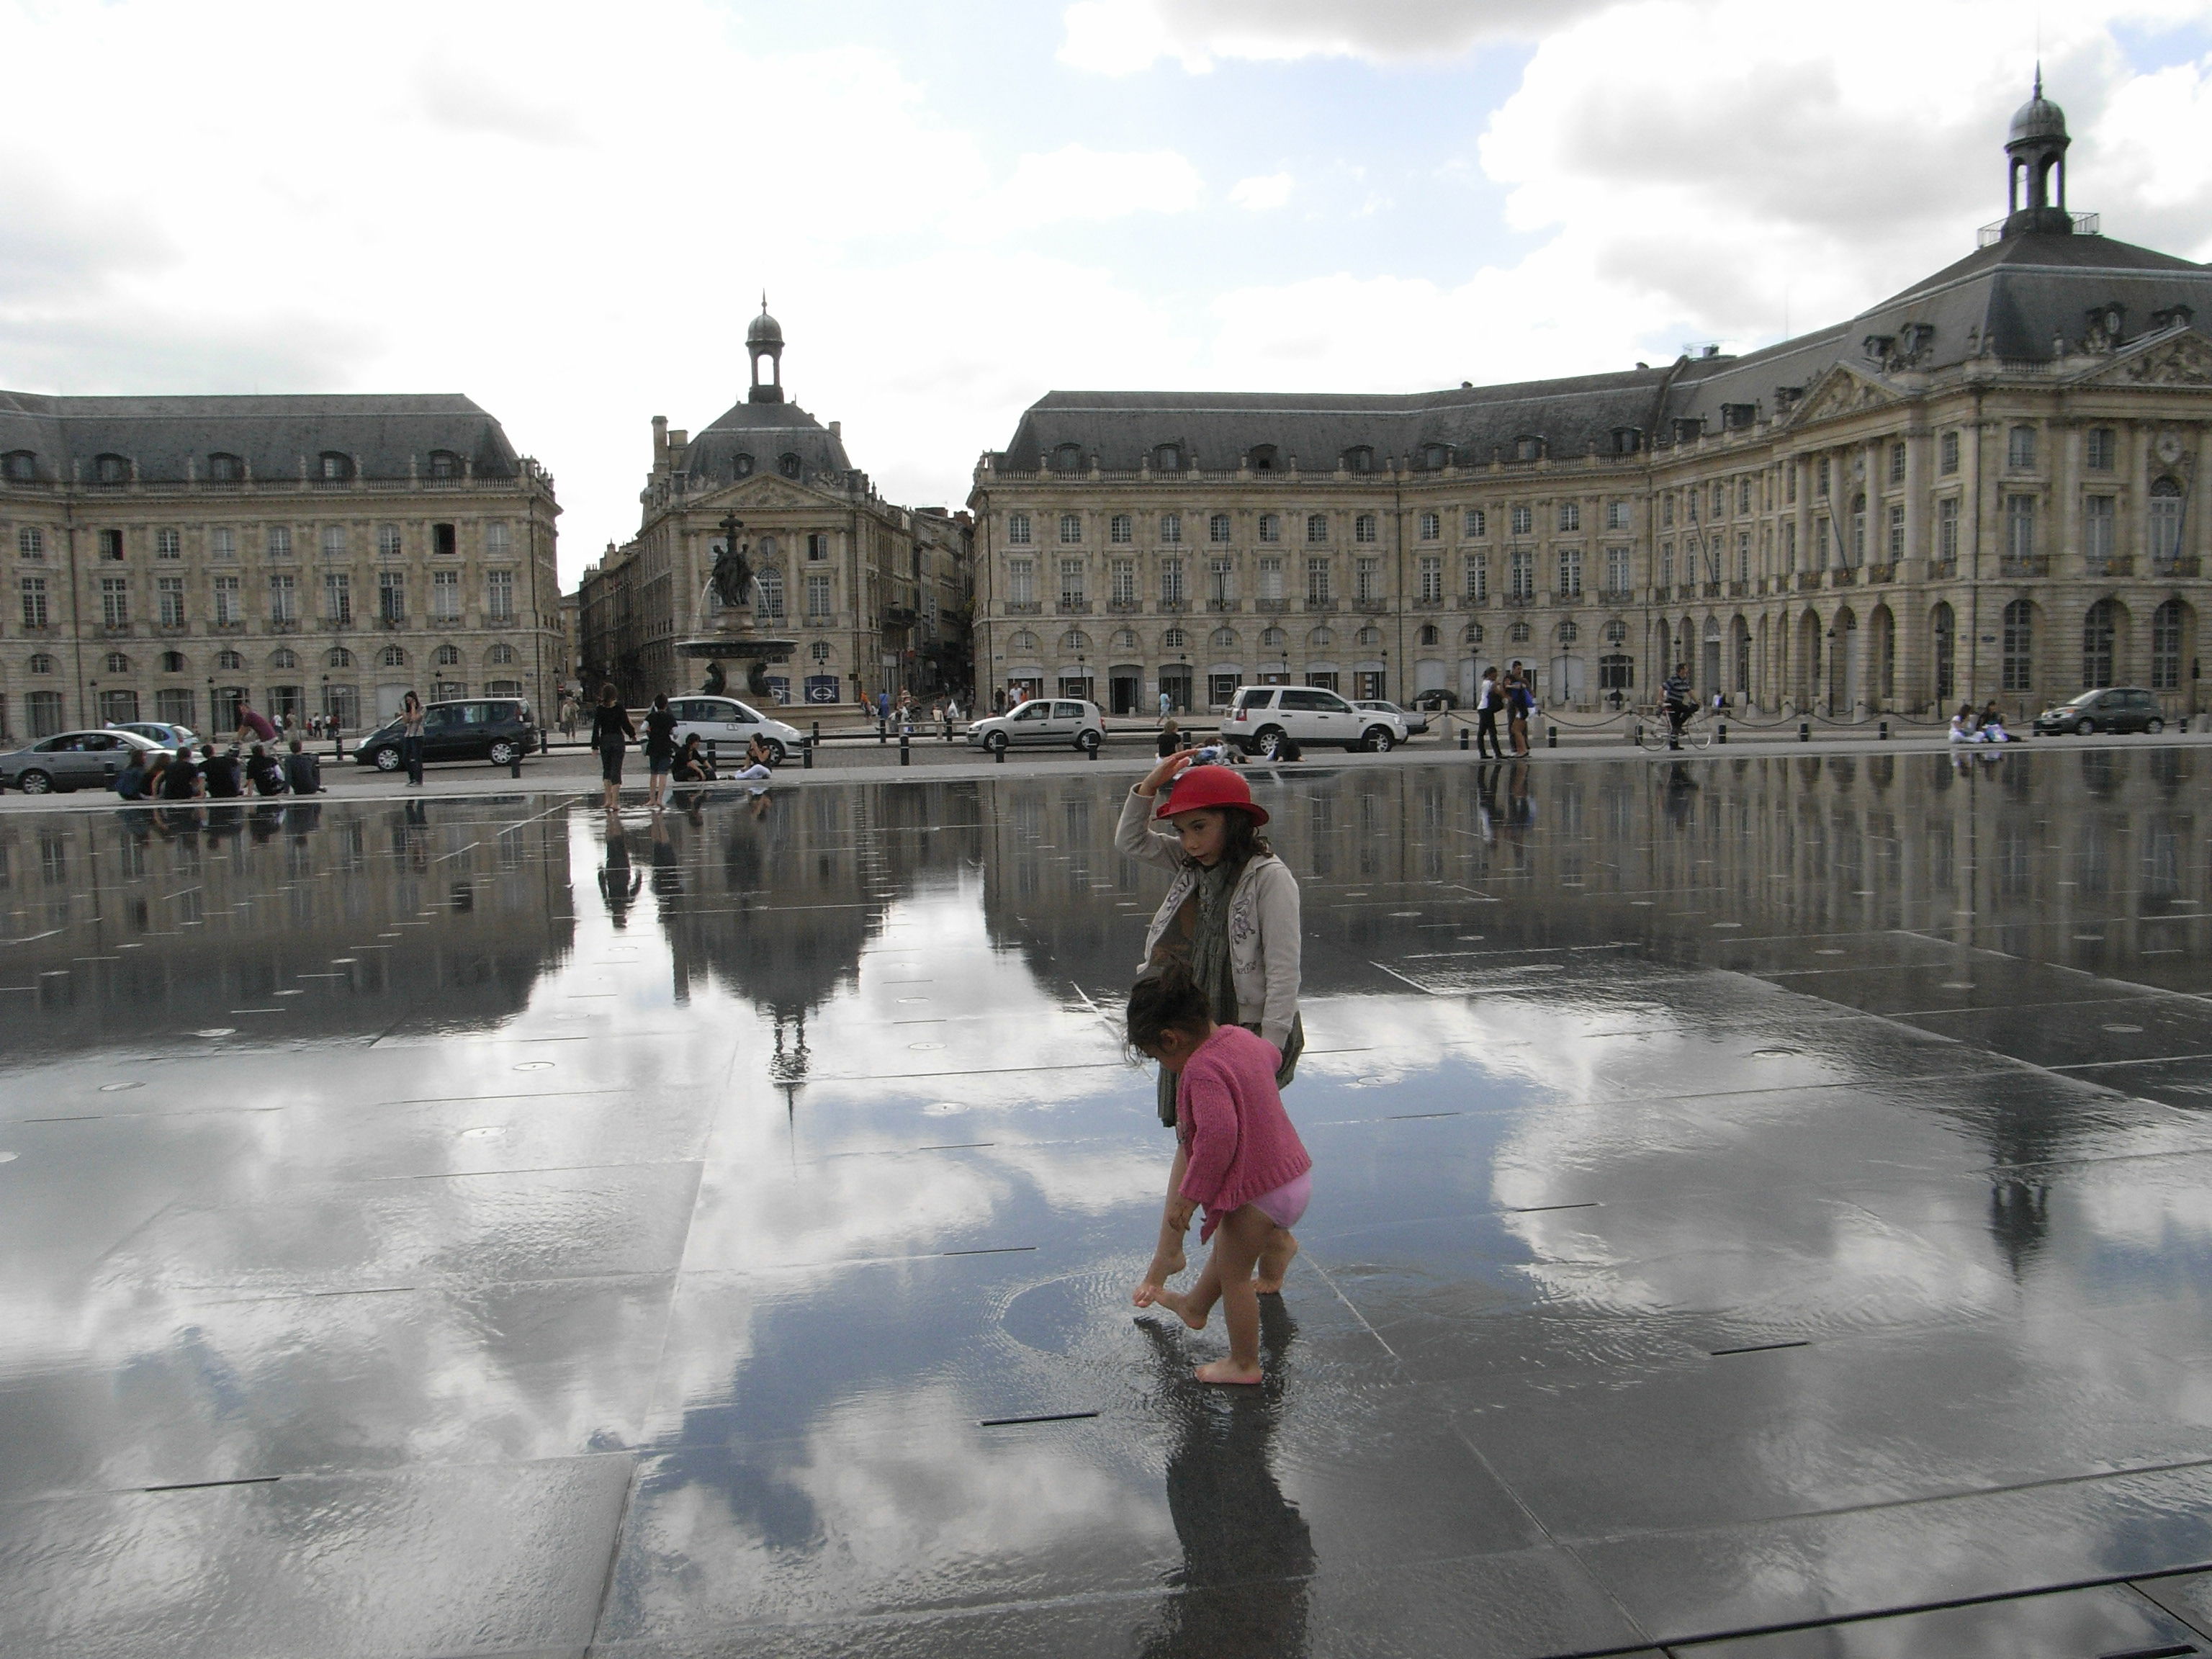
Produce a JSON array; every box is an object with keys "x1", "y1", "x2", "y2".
[
  {"x1": 733, "y1": 452, "x2": 754, "y2": 477},
  {"x1": 1465, "y1": 624, "x2": 1483, "y2": 645},
  {"x1": 1010, "y1": 630, "x2": 1040, "y2": 653},
  {"x1": 207, "y1": 452, "x2": 242, "y2": 482},
  {"x1": 1418, "y1": 624, "x2": 1439, "y2": 646},
  {"x1": 1111, "y1": 628, "x2": 1137, "y2": 650},
  {"x1": 159, "y1": 650, "x2": 186, "y2": 673},
  {"x1": 379, "y1": 646, "x2": 406, "y2": 667},
  {"x1": 2081, "y1": 598, "x2": 2118, "y2": 689},
  {"x1": 1061, "y1": 629, "x2": 1089, "y2": 652},
  {"x1": 1261, "y1": 626, "x2": 1287, "y2": 649},
  {"x1": 325, "y1": 647, "x2": 354, "y2": 669},
  {"x1": 93, "y1": 453, "x2": 130, "y2": 483},
  {"x1": 778, "y1": 452, "x2": 802, "y2": 479},
  {"x1": 1509, "y1": 621, "x2": 1532, "y2": 643},
  {"x1": 1931, "y1": 601, "x2": 1956, "y2": 703},
  {"x1": 488, "y1": 643, "x2": 516, "y2": 665},
  {"x1": 1307, "y1": 626, "x2": 1334, "y2": 648},
  {"x1": 1557, "y1": 621, "x2": 1578, "y2": 644},
  {"x1": 1161, "y1": 626, "x2": 1187, "y2": 649},
  {"x1": 1209, "y1": 626, "x2": 1236, "y2": 649},
  {"x1": 434, "y1": 644, "x2": 461, "y2": 667},
  {"x1": 427, "y1": 450, "x2": 459, "y2": 480},
  {"x1": 1, "y1": 450, "x2": 36, "y2": 480},
  {"x1": 217, "y1": 649, "x2": 244, "y2": 671},
  {"x1": 2152, "y1": 600, "x2": 2186, "y2": 691},
  {"x1": 27, "y1": 653, "x2": 54, "y2": 674},
  {"x1": 2002, "y1": 600, "x2": 2034, "y2": 693},
  {"x1": 104, "y1": 651, "x2": 130, "y2": 673},
  {"x1": 2149, "y1": 478, "x2": 2185, "y2": 567},
  {"x1": 318, "y1": 451, "x2": 354, "y2": 481},
  {"x1": 1354, "y1": 626, "x2": 1380, "y2": 647},
  {"x1": 1603, "y1": 620, "x2": 1628, "y2": 645},
  {"x1": 271, "y1": 647, "x2": 298, "y2": 670},
  {"x1": 810, "y1": 640, "x2": 832, "y2": 662}
]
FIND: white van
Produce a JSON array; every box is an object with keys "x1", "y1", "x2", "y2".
[
  {"x1": 1225, "y1": 686, "x2": 1408, "y2": 756},
  {"x1": 667, "y1": 696, "x2": 806, "y2": 763}
]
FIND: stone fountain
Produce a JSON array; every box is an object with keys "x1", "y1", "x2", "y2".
[{"x1": 676, "y1": 510, "x2": 796, "y2": 698}]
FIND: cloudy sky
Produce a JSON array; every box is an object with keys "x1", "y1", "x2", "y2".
[{"x1": 1, "y1": 0, "x2": 2207, "y2": 584}]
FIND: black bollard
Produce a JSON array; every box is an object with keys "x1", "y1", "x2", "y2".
[
  {"x1": 539, "y1": 729, "x2": 549, "y2": 755},
  {"x1": 878, "y1": 719, "x2": 887, "y2": 745},
  {"x1": 802, "y1": 737, "x2": 814, "y2": 770},
  {"x1": 1546, "y1": 724, "x2": 1557, "y2": 750},
  {"x1": 1458, "y1": 726, "x2": 1469, "y2": 750},
  {"x1": 1717, "y1": 721, "x2": 1728, "y2": 745},
  {"x1": 1799, "y1": 721, "x2": 1810, "y2": 742},
  {"x1": 899, "y1": 730, "x2": 910, "y2": 766},
  {"x1": 1086, "y1": 737, "x2": 1099, "y2": 760},
  {"x1": 993, "y1": 741, "x2": 1004, "y2": 765},
  {"x1": 812, "y1": 720, "x2": 820, "y2": 743},
  {"x1": 1879, "y1": 721, "x2": 1890, "y2": 741},
  {"x1": 509, "y1": 744, "x2": 521, "y2": 779}
]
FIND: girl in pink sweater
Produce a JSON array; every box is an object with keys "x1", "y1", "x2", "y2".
[{"x1": 1128, "y1": 963, "x2": 1313, "y2": 1385}]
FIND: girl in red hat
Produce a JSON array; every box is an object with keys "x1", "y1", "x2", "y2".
[{"x1": 1117, "y1": 751, "x2": 1303, "y2": 1306}]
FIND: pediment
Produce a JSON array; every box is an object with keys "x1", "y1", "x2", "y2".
[
  {"x1": 717, "y1": 475, "x2": 829, "y2": 512},
  {"x1": 2074, "y1": 327, "x2": 2212, "y2": 390},
  {"x1": 1787, "y1": 361, "x2": 1902, "y2": 428}
]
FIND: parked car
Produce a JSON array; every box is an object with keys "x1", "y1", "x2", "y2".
[
  {"x1": 666, "y1": 696, "x2": 805, "y2": 764},
  {"x1": 1226, "y1": 685, "x2": 1408, "y2": 755},
  {"x1": 353, "y1": 698, "x2": 536, "y2": 770},
  {"x1": 1354, "y1": 698, "x2": 1427, "y2": 737},
  {"x1": 964, "y1": 698, "x2": 1105, "y2": 755},
  {"x1": 109, "y1": 721, "x2": 201, "y2": 750},
  {"x1": 1411, "y1": 689, "x2": 1459, "y2": 714},
  {"x1": 2031, "y1": 687, "x2": 2168, "y2": 737},
  {"x1": 1, "y1": 729, "x2": 164, "y2": 793}
]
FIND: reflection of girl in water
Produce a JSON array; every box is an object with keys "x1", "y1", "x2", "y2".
[
  {"x1": 598, "y1": 811, "x2": 641, "y2": 927},
  {"x1": 1128, "y1": 963, "x2": 1312, "y2": 1385}
]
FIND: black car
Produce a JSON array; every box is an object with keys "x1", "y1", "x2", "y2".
[
  {"x1": 2031, "y1": 686, "x2": 2168, "y2": 737},
  {"x1": 354, "y1": 698, "x2": 536, "y2": 770}
]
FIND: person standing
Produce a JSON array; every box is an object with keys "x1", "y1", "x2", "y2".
[
  {"x1": 399, "y1": 691, "x2": 427, "y2": 786},
  {"x1": 1504, "y1": 663, "x2": 1531, "y2": 757},
  {"x1": 591, "y1": 683, "x2": 635, "y2": 811},
  {"x1": 644, "y1": 693, "x2": 677, "y2": 811},
  {"x1": 1660, "y1": 662, "x2": 1693, "y2": 751},
  {"x1": 1159, "y1": 688, "x2": 1174, "y2": 724},
  {"x1": 1473, "y1": 668, "x2": 1502, "y2": 760}
]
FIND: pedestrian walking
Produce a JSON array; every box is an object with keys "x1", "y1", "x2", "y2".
[
  {"x1": 592, "y1": 684, "x2": 635, "y2": 811},
  {"x1": 400, "y1": 692, "x2": 427, "y2": 786},
  {"x1": 1159, "y1": 688, "x2": 1174, "y2": 724},
  {"x1": 1506, "y1": 663, "x2": 1532, "y2": 756},
  {"x1": 644, "y1": 693, "x2": 677, "y2": 811},
  {"x1": 1474, "y1": 667, "x2": 1502, "y2": 759},
  {"x1": 1128, "y1": 961, "x2": 1311, "y2": 1386},
  {"x1": 1117, "y1": 753, "x2": 1305, "y2": 1299}
]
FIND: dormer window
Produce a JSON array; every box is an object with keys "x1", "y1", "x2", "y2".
[
  {"x1": 1341, "y1": 446, "x2": 1373, "y2": 475},
  {"x1": 1720, "y1": 403, "x2": 1756, "y2": 431},
  {"x1": 1671, "y1": 418, "x2": 1704, "y2": 444},
  {"x1": 1051, "y1": 443, "x2": 1084, "y2": 475},
  {"x1": 778, "y1": 452, "x2": 803, "y2": 479},
  {"x1": 1424, "y1": 444, "x2": 1452, "y2": 469},
  {"x1": 207, "y1": 452, "x2": 242, "y2": 482},
  {"x1": 93, "y1": 453, "x2": 130, "y2": 483},
  {"x1": 733, "y1": 452, "x2": 754, "y2": 478},
  {"x1": 1, "y1": 450, "x2": 35, "y2": 482},
  {"x1": 2152, "y1": 305, "x2": 2195, "y2": 331},
  {"x1": 1611, "y1": 428, "x2": 1642, "y2": 455},
  {"x1": 1247, "y1": 444, "x2": 1278, "y2": 472},
  {"x1": 1152, "y1": 445, "x2": 1182, "y2": 473},
  {"x1": 1512, "y1": 435, "x2": 1542, "y2": 463},
  {"x1": 426, "y1": 450, "x2": 459, "y2": 480},
  {"x1": 319, "y1": 451, "x2": 354, "y2": 481}
]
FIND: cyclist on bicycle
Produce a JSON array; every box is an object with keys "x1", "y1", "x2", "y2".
[{"x1": 1660, "y1": 663, "x2": 1694, "y2": 751}]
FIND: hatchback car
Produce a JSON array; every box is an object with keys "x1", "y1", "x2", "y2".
[
  {"x1": 1, "y1": 729, "x2": 164, "y2": 793},
  {"x1": 965, "y1": 698, "x2": 1105, "y2": 755},
  {"x1": 1354, "y1": 698, "x2": 1428, "y2": 737},
  {"x1": 109, "y1": 721, "x2": 201, "y2": 750},
  {"x1": 1226, "y1": 686, "x2": 1408, "y2": 755},
  {"x1": 666, "y1": 696, "x2": 805, "y2": 764},
  {"x1": 2031, "y1": 687, "x2": 2168, "y2": 737},
  {"x1": 353, "y1": 698, "x2": 536, "y2": 770}
]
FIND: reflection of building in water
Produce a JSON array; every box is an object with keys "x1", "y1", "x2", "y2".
[
  {"x1": 0, "y1": 803, "x2": 573, "y2": 1049},
  {"x1": 973, "y1": 91, "x2": 2212, "y2": 723}
]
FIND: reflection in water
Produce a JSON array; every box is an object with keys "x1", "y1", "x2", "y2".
[{"x1": 1137, "y1": 1305, "x2": 1313, "y2": 1656}]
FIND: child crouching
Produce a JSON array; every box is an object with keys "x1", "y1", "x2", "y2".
[{"x1": 1128, "y1": 961, "x2": 1313, "y2": 1385}]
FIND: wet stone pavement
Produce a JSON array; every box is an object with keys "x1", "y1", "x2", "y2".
[{"x1": 4, "y1": 749, "x2": 2212, "y2": 1658}]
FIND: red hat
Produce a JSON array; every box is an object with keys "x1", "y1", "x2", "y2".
[{"x1": 1154, "y1": 765, "x2": 1269, "y2": 827}]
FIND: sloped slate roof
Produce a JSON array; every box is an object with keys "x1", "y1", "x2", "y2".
[
  {"x1": 0, "y1": 391, "x2": 522, "y2": 485},
  {"x1": 684, "y1": 396, "x2": 853, "y2": 485}
]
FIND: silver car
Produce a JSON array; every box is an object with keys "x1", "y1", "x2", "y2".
[
  {"x1": 1, "y1": 729, "x2": 164, "y2": 794},
  {"x1": 1354, "y1": 698, "x2": 1427, "y2": 737},
  {"x1": 965, "y1": 698, "x2": 1105, "y2": 755},
  {"x1": 667, "y1": 696, "x2": 806, "y2": 764},
  {"x1": 110, "y1": 721, "x2": 201, "y2": 750}
]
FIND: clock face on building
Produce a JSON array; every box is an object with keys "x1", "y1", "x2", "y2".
[{"x1": 2156, "y1": 433, "x2": 2185, "y2": 464}]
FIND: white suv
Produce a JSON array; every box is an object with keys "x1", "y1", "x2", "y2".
[{"x1": 1226, "y1": 685, "x2": 1406, "y2": 755}]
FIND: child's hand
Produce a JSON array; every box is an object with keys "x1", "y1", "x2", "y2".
[
  {"x1": 1165, "y1": 1196, "x2": 1197, "y2": 1234},
  {"x1": 1138, "y1": 750, "x2": 1197, "y2": 798}
]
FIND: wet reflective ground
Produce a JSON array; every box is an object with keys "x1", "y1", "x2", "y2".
[{"x1": 5, "y1": 752, "x2": 2212, "y2": 1658}]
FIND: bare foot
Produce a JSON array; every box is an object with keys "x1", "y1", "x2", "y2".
[
  {"x1": 1255, "y1": 1233, "x2": 1298, "y2": 1295},
  {"x1": 1150, "y1": 1286, "x2": 1208, "y2": 1332},
  {"x1": 1194, "y1": 1358, "x2": 1264, "y2": 1385},
  {"x1": 1132, "y1": 1278, "x2": 1164, "y2": 1308}
]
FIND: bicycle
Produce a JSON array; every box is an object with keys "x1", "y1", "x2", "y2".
[{"x1": 1634, "y1": 700, "x2": 1713, "y2": 752}]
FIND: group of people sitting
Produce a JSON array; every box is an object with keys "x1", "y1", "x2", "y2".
[
  {"x1": 1948, "y1": 701, "x2": 2020, "y2": 744},
  {"x1": 115, "y1": 739, "x2": 324, "y2": 801}
]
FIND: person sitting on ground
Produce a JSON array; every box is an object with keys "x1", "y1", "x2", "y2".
[
  {"x1": 283, "y1": 737, "x2": 323, "y2": 795},
  {"x1": 670, "y1": 732, "x2": 716, "y2": 783},
  {"x1": 729, "y1": 733, "x2": 776, "y2": 782},
  {"x1": 140, "y1": 752, "x2": 170, "y2": 799},
  {"x1": 199, "y1": 742, "x2": 243, "y2": 799},
  {"x1": 160, "y1": 747, "x2": 203, "y2": 800},
  {"x1": 246, "y1": 743, "x2": 286, "y2": 795},
  {"x1": 113, "y1": 747, "x2": 150, "y2": 800},
  {"x1": 1981, "y1": 703, "x2": 2015, "y2": 743},
  {"x1": 1156, "y1": 717, "x2": 1182, "y2": 760},
  {"x1": 1948, "y1": 703, "x2": 1984, "y2": 743}
]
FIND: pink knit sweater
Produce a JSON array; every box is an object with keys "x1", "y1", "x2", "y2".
[{"x1": 1176, "y1": 1025, "x2": 1313, "y2": 1238}]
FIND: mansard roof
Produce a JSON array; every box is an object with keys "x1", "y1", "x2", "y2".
[
  {"x1": 683, "y1": 395, "x2": 853, "y2": 486},
  {"x1": 0, "y1": 390, "x2": 523, "y2": 484}
]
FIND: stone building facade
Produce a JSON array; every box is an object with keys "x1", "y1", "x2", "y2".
[
  {"x1": 0, "y1": 392, "x2": 560, "y2": 742},
  {"x1": 577, "y1": 306, "x2": 971, "y2": 711},
  {"x1": 970, "y1": 90, "x2": 2212, "y2": 722}
]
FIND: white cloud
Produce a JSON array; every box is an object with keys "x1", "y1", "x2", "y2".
[
  {"x1": 1228, "y1": 171, "x2": 1295, "y2": 212},
  {"x1": 1058, "y1": 0, "x2": 1606, "y2": 73},
  {"x1": 994, "y1": 145, "x2": 1205, "y2": 225}
]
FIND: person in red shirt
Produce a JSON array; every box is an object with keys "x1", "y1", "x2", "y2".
[
  {"x1": 1128, "y1": 961, "x2": 1313, "y2": 1385},
  {"x1": 234, "y1": 703, "x2": 278, "y2": 746}
]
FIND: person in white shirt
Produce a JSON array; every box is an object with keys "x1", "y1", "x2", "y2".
[
  {"x1": 1473, "y1": 668, "x2": 1502, "y2": 759},
  {"x1": 1948, "y1": 703, "x2": 1984, "y2": 743}
]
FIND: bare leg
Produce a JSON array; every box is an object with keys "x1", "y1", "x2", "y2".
[
  {"x1": 1194, "y1": 1205, "x2": 1274, "y2": 1384},
  {"x1": 1132, "y1": 1144, "x2": 1190, "y2": 1308},
  {"x1": 1255, "y1": 1226, "x2": 1298, "y2": 1294}
]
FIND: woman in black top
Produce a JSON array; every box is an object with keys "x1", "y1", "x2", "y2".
[
  {"x1": 591, "y1": 684, "x2": 635, "y2": 811},
  {"x1": 644, "y1": 693, "x2": 678, "y2": 812},
  {"x1": 246, "y1": 745, "x2": 286, "y2": 795},
  {"x1": 160, "y1": 749, "x2": 203, "y2": 799},
  {"x1": 671, "y1": 732, "x2": 715, "y2": 784},
  {"x1": 1156, "y1": 718, "x2": 1182, "y2": 760}
]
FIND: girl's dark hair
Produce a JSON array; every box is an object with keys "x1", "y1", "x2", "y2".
[
  {"x1": 1126, "y1": 960, "x2": 1213, "y2": 1056},
  {"x1": 653, "y1": 693, "x2": 668, "y2": 710},
  {"x1": 600, "y1": 683, "x2": 620, "y2": 704},
  {"x1": 1199, "y1": 808, "x2": 1270, "y2": 873}
]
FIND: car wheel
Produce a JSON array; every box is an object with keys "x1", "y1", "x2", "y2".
[
  {"x1": 372, "y1": 745, "x2": 402, "y2": 771},
  {"x1": 18, "y1": 770, "x2": 52, "y2": 795},
  {"x1": 761, "y1": 739, "x2": 787, "y2": 764},
  {"x1": 986, "y1": 730, "x2": 1009, "y2": 754},
  {"x1": 2147, "y1": 717, "x2": 2165, "y2": 734},
  {"x1": 1364, "y1": 726, "x2": 1395, "y2": 753},
  {"x1": 487, "y1": 740, "x2": 520, "y2": 767},
  {"x1": 2075, "y1": 718, "x2": 2096, "y2": 737},
  {"x1": 1255, "y1": 724, "x2": 1286, "y2": 760},
  {"x1": 1078, "y1": 729, "x2": 1100, "y2": 754}
]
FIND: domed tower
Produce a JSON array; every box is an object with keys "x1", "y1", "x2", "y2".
[
  {"x1": 747, "y1": 295, "x2": 784, "y2": 404},
  {"x1": 2002, "y1": 68, "x2": 2073, "y2": 239}
]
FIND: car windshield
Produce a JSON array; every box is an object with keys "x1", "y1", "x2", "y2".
[{"x1": 2061, "y1": 691, "x2": 2100, "y2": 708}]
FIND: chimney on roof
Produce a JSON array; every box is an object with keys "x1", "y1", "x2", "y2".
[
  {"x1": 830, "y1": 421, "x2": 840, "y2": 440},
  {"x1": 652, "y1": 415, "x2": 667, "y2": 471}
]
